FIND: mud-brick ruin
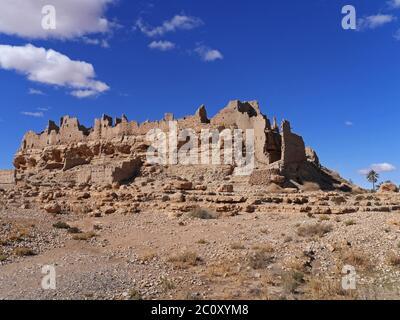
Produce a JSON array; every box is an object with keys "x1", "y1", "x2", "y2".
[{"x1": 2, "y1": 100, "x2": 351, "y2": 191}]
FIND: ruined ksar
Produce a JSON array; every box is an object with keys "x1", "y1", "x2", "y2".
[{"x1": 1, "y1": 100, "x2": 352, "y2": 192}]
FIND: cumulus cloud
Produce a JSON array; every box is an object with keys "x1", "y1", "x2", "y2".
[
  {"x1": 0, "y1": 0, "x2": 116, "y2": 39},
  {"x1": 21, "y1": 111, "x2": 44, "y2": 118},
  {"x1": 136, "y1": 14, "x2": 203, "y2": 37},
  {"x1": 195, "y1": 45, "x2": 223, "y2": 62},
  {"x1": 148, "y1": 40, "x2": 175, "y2": 51},
  {"x1": 358, "y1": 14, "x2": 396, "y2": 30},
  {"x1": 0, "y1": 44, "x2": 109, "y2": 98},
  {"x1": 358, "y1": 163, "x2": 396, "y2": 175}
]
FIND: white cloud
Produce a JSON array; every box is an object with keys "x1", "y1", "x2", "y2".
[
  {"x1": 82, "y1": 37, "x2": 110, "y2": 48},
  {"x1": 0, "y1": 0, "x2": 116, "y2": 40},
  {"x1": 148, "y1": 40, "x2": 175, "y2": 51},
  {"x1": 28, "y1": 88, "x2": 45, "y2": 95},
  {"x1": 37, "y1": 106, "x2": 50, "y2": 111},
  {"x1": 136, "y1": 14, "x2": 203, "y2": 37},
  {"x1": 195, "y1": 45, "x2": 223, "y2": 62},
  {"x1": 388, "y1": 0, "x2": 400, "y2": 8},
  {"x1": 345, "y1": 121, "x2": 354, "y2": 126},
  {"x1": 358, "y1": 14, "x2": 396, "y2": 30},
  {"x1": 70, "y1": 90, "x2": 101, "y2": 98},
  {"x1": 21, "y1": 111, "x2": 44, "y2": 118},
  {"x1": 0, "y1": 44, "x2": 109, "y2": 98},
  {"x1": 358, "y1": 163, "x2": 396, "y2": 175},
  {"x1": 394, "y1": 29, "x2": 400, "y2": 40}
]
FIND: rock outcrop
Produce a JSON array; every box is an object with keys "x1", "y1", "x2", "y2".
[
  {"x1": 11, "y1": 100, "x2": 352, "y2": 191},
  {"x1": 378, "y1": 183, "x2": 399, "y2": 193}
]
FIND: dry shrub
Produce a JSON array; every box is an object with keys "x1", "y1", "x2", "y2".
[
  {"x1": 160, "y1": 277, "x2": 175, "y2": 291},
  {"x1": 168, "y1": 251, "x2": 202, "y2": 269},
  {"x1": 247, "y1": 245, "x2": 275, "y2": 269},
  {"x1": 140, "y1": 251, "x2": 157, "y2": 262},
  {"x1": 344, "y1": 220, "x2": 356, "y2": 226},
  {"x1": 14, "y1": 247, "x2": 35, "y2": 257},
  {"x1": 188, "y1": 207, "x2": 218, "y2": 220},
  {"x1": 53, "y1": 221, "x2": 70, "y2": 229},
  {"x1": 387, "y1": 252, "x2": 400, "y2": 267},
  {"x1": 319, "y1": 215, "x2": 330, "y2": 222},
  {"x1": 128, "y1": 288, "x2": 143, "y2": 300},
  {"x1": 297, "y1": 223, "x2": 333, "y2": 238},
  {"x1": 231, "y1": 243, "x2": 245, "y2": 250},
  {"x1": 206, "y1": 260, "x2": 239, "y2": 278},
  {"x1": 341, "y1": 249, "x2": 371, "y2": 271},
  {"x1": 307, "y1": 277, "x2": 357, "y2": 300},
  {"x1": 72, "y1": 231, "x2": 96, "y2": 241},
  {"x1": 282, "y1": 270, "x2": 305, "y2": 294},
  {"x1": 197, "y1": 239, "x2": 208, "y2": 245}
]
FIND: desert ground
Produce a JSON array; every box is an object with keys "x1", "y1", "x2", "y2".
[{"x1": 1, "y1": 176, "x2": 400, "y2": 300}]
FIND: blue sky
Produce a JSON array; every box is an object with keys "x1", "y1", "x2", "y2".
[{"x1": 0, "y1": 0, "x2": 399, "y2": 188}]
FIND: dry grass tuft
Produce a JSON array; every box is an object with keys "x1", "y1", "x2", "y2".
[
  {"x1": 72, "y1": 231, "x2": 96, "y2": 241},
  {"x1": 14, "y1": 247, "x2": 35, "y2": 257},
  {"x1": 247, "y1": 245, "x2": 275, "y2": 269},
  {"x1": 168, "y1": 251, "x2": 203, "y2": 269},
  {"x1": 282, "y1": 270, "x2": 305, "y2": 294},
  {"x1": 307, "y1": 277, "x2": 356, "y2": 300},
  {"x1": 231, "y1": 243, "x2": 245, "y2": 250},
  {"x1": 387, "y1": 252, "x2": 400, "y2": 267},
  {"x1": 188, "y1": 207, "x2": 218, "y2": 220},
  {"x1": 341, "y1": 249, "x2": 371, "y2": 271},
  {"x1": 297, "y1": 223, "x2": 333, "y2": 238},
  {"x1": 52, "y1": 221, "x2": 70, "y2": 229}
]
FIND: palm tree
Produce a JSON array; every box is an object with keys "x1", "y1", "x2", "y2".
[{"x1": 367, "y1": 170, "x2": 379, "y2": 191}]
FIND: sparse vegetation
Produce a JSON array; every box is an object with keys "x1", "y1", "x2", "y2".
[
  {"x1": 140, "y1": 251, "x2": 157, "y2": 262},
  {"x1": 319, "y1": 215, "x2": 330, "y2": 222},
  {"x1": 67, "y1": 227, "x2": 81, "y2": 234},
  {"x1": 247, "y1": 245, "x2": 274, "y2": 269},
  {"x1": 168, "y1": 251, "x2": 203, "y2": 269},
  {"x1": 387, "y1": 252, "x2": 400, "y2": 267},
  {"x1": 72, "y1": 231, "x2": 96, "y2": 241},
  {"x1": 344, "y1": 220, "x2": 356, "y2": 226},
  {"x1": 52, "y1": 221, "x2": 70, "y2": 229},
  {"x1": 128, "y1": 288, "x2": 143, "y2": 300},
  {"x1": 297, "y1": 223, "x2": 333, "y2": 238},
  {"x1": 196, "y1": 239, "x2": 208, "y2": 245},
  {"x1": 160, "y1": 277, "x2": 175, "y2": 291},
  {"x1": 282, "y1": 270, "x2": 305, "y2": 294},
  {"x1": 341, "y1": 249, "x2": 371, "y2": 271},
  {"x1": 231, "y1": 243, "x2": 245, "y2": 250},
  {"x1": 14, "y1": 247, "x2": 35, "y2": 257},
  {"x1": 188, "y1": 206, "x2": 218, "y2": 220}
]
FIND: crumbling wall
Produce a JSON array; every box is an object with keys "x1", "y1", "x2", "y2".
[
  {"x1": 76, "y1": 159, "x2": 142, "y2": 185},
  {"x1": 281, "y1": 120, "x2": 306, "y2": 165}
]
